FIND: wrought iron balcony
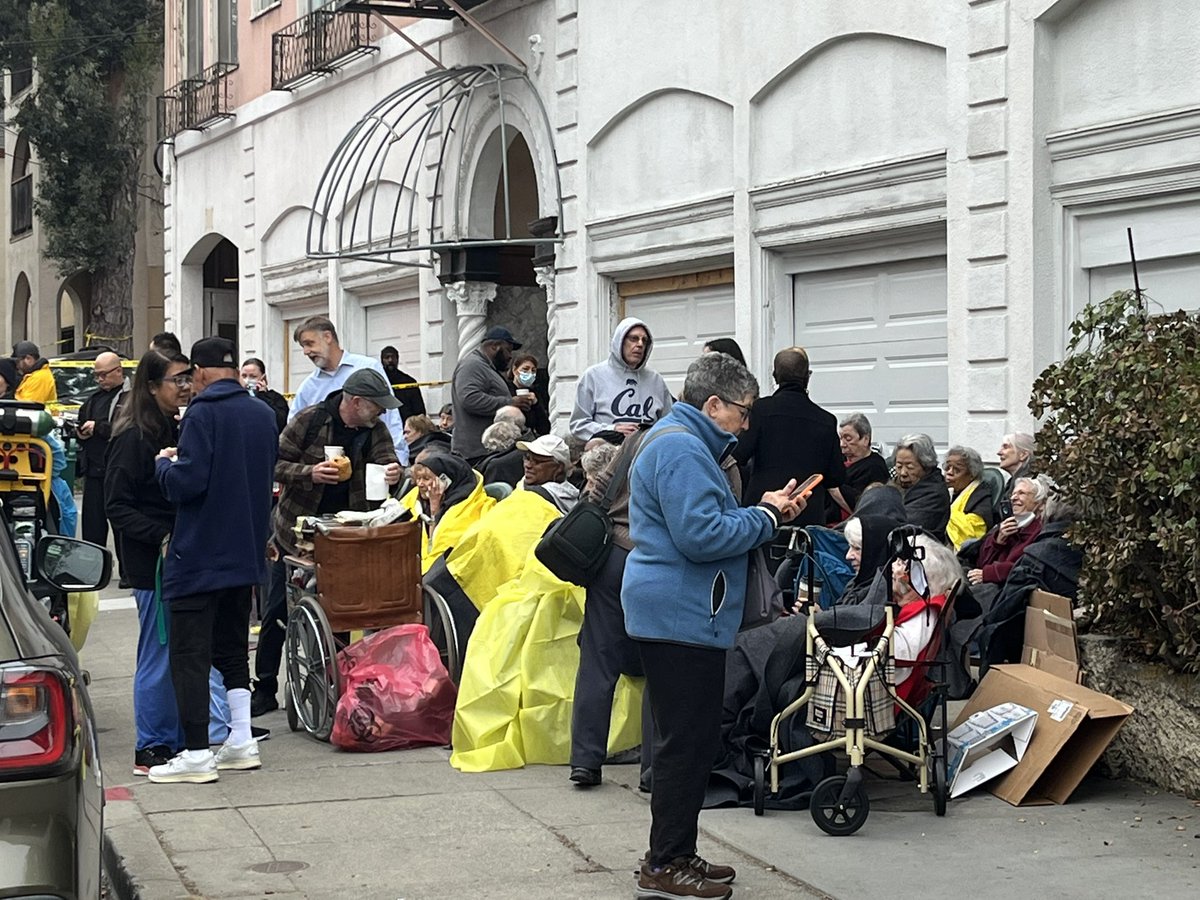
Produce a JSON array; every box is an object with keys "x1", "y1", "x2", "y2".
[
  {"x1": 157, "y1": 62, "x2": 238, "y2": 140},
  {"x1": 10, "y1": 174, "x2": 33, "y2": 237},
  {"x1": 272, "y1": 8, "x2": 379, "y2": 91},
  {"x1": 334, "y1": 1, "x2": 490, "y2": 19}
]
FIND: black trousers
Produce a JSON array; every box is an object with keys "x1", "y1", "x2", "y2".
[
  {"x1": 81, "y1": 476, "x2": 108, "y2": 547},
  {"x1": 637, "y1": 639, "x2": 726, "y2": 867},
  {"x1": 254, "y1": 556, "x2": 288, "y2": 692},
  {"x1": 169, "y1": 586, "x2": 253, "y2": 750},
  {"x1": 571, "y1": 547, "x2": 652, "y2": 773}
]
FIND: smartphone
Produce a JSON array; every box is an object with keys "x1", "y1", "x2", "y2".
[
  {"x1": 791, "y1": 473, "x2": 823, "y2": 499},
  {"x1": 437, "y1": 473, "x2": 453, "y2": 491},
  {"x1": 1014, "y1": 511, "x2": 1036, "y2": 529}
]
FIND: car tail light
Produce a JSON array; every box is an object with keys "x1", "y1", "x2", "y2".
[{"x1": 0, "y1": 667, "x2": 72, "y2": 774}]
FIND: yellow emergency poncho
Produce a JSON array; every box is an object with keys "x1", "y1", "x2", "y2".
[
  {"x1": 448, "y1": 490, "x2": 643, "y2": 772},
  {"x1": 400, "y1": 474, "x2": 495, "y2": 573}
]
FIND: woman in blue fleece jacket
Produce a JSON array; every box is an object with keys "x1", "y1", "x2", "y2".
[{"x1": 622, "y1": 352, "x2": 802, "y2": 899}]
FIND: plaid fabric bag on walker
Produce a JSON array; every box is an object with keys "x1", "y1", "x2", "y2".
[{"x1": 806, "y1": 642, "x2": 896, "y2": 737}]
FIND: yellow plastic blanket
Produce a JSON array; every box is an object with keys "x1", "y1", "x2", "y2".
[
  {"x1": 400, "y1": 477, "x2": 495, "y2": 573},
  {"x1": 449, "y1": 497, "x2": 642, "y2": 772},
  {"x1": 445, "y1": 489, "x2": 561, "y2": 610}
]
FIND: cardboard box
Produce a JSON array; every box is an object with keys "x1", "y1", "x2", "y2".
[
  {"x1": 1022, "y1": 590, "x2": 1080, "y2": 682},
  {"x1": 946, "y1": 703, "x2": 1037, "y2": 798},
  {"x1": 953, "y1": 664, "x2": 1134, "y2": 806}
]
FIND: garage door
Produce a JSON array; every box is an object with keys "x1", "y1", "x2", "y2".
[
  {"x1": 622, "y1": 283, "x2": 736, "y2": 396},
  {"x1": 793, "y1": 257, "x2": 948, "y2": 449},
  {"x1": 364, "y1": 298, "x2": 422, "y2": 372}
]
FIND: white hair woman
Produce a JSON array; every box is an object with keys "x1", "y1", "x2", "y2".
[
  {"x1": 838, "y1": 413, "x2": 890, "y2": 511},
  {"x1": 968, "y1": 475, "x2": 1049, "y2": 586},
  {"x1": 943, "y1": 445, "x2": 995, "y2": 550},
  {"x1": 997, "y1": 432, "x2": 1035, "y2": 513},
  {"x1": 889, "y1": 533, "x2": 961, "y2": 700},
  {"x1": 893, "y1": 433, "x2": 951, "y2": 536}
]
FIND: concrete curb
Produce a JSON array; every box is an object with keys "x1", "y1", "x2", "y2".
[{"x1": 102, "y1": 830, "x2": 140, "y2": 900}]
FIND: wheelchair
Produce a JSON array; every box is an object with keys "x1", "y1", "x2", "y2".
[{"x1": 281, "y1": 517, "x2": 460, "y2": 741}]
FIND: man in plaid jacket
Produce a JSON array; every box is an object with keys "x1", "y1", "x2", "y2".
[{"x1": 251, "y1": 369, "x2": 403, "y2": 715}]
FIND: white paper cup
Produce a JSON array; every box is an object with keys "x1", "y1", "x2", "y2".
[
  {"x1": 177, "y1": 406, "x2": 187, "y2": 418},
  {"x1": 515, "y1": 388, "x2": 530, "y2": 397},
  {"x1": 324, "y1": 445, "x2": 344, "y2": 463},
  {"x1": 365, "y1": 463, "x2": 388, "y2": 501}
]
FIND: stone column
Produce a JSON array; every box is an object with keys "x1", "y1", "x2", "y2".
[
  {"x1": 535, "y1": 264, "x2": 557, "y2": 418},
  {"x1": 445, "y1": 280, "x2": 497, "y2": 361}
]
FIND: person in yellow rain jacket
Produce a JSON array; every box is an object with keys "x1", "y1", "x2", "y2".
[
  {"x1": 446, "y1": 487, "x2": 642, "y2": 773},
  {"x1": 13, "y1": 341, "x2": 58, "y2": 404},
  {"x1": 400, "y1": 453, "x2": 494, "y2": 572}
]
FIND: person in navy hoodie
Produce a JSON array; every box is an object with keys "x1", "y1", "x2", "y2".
[
  {"x1": 623, "y1": 352, "x2": 803, "y2": 900},
  {"x1": 148, "y1": 337, "x2": 278, "y2": 784}
]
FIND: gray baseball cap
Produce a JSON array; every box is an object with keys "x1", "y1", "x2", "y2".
[{"x1": 343, "y1": 369, "x2": 402, "y2": 409}]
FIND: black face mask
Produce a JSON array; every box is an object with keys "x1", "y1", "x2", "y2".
[{"x1": 493, "y1": 349, "x2": 511, "y2": 373}]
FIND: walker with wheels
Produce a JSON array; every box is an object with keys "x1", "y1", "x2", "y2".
[
  {"x1": 752, "y1": 526, "x2": 956, "y2": 834},
  {"x1": 281, "y1": 517, "x2": 460, "y2": 741}
]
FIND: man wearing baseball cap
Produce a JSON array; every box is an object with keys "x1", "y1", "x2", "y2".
[
  {"x1": 12, "y1": 340, "x2": 57, "y2": 404},
  {"x1": 149, "y1": 337, "x2": 278, "y2": 783},
  {"x1": 451, "y1": 326, "x2": 536, "y2": 465},
  {"x1": 516, "y1": 433, "x2": 579, "y2": 514},
  {"x1": 251, "y1": 367, "x2": 403, "y2": 717}
]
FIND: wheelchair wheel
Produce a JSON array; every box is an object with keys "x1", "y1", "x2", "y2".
[
  {"x1": 285, "y1": 689, "x2": 300, "y2": 733},
  {"x1": 285, "y1": 596, "x2": 340, "y2": 741},
  {"x1": 752, "y1": 755, "x2": 767, "y2": 817},
  {"x1": 810, "y1": 774, "x2": 870, "y2": 836},
  {"x1": 422, "y1": 585, "x2": 462, "y2": 684}
]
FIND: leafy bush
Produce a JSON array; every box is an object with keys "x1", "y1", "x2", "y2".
[{"x1": 1031, "y1": 291, "x2": 1200, "y2": 672}]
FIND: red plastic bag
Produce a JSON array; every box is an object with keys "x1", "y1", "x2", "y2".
[{"x1": 331, "y1": 624, "x2": 457, "y2": 752}]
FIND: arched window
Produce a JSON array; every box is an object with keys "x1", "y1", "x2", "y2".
[{"x1": 10, "y1": 133, "x2": 33, "y2": 237}]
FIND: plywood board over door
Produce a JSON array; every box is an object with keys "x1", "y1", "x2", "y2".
[
  {"x1": 618, "y1": 269, "x2": 736, "y2": 396},
  {"x1": 793, "y1": 257, "x2": 948, "y2": 449}
]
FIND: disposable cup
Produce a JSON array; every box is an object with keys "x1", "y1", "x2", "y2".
[
  {"x1": 366, "y1": 463, "x2": 388, "y2": 501},
  {"x1": 324, "y1": 445, "x2": 344, "y2": 463},
  {"x1": 177, "y1": 406, "x2": 187, "y2": 418},
  {"x1": 516, "y1": 388, "x2": 531, "y2": 397}
]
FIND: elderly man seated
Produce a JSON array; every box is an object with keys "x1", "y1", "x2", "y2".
[{"x1": 516, "y1": 434, "x2": 579, "y2": 512}]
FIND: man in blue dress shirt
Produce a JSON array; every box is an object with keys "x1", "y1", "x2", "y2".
[{"x1": 289, "y1": 315, "x2": 409, "y2": 465}]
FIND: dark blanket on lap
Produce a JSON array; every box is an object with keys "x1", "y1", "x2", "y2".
[{"x1": 704, "y1": 615, "x2": 832, "y2": 810}]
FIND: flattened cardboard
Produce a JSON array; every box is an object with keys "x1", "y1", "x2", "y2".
[
  {"x1": 946, "y1": 703, "x2": 1037, "y2": 798},
  {"x1": 1022, "y1": 590, "x2": 1080, "y2": 683},
  {"x1": 952, "y1": 664, "x2": 1133, "y2": 806}
]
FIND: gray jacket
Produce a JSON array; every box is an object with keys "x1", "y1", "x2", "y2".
[{"x1": 450, "y1": 347, "x2": 512, "y2": 460}]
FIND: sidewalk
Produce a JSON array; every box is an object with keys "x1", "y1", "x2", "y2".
[{"x1": 83, "y1": 605, "x2": 1199, "y2": 900}]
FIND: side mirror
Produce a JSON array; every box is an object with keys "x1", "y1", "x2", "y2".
[{"x1": 35, "y1": 536, "x2": 112, "y2": 592}]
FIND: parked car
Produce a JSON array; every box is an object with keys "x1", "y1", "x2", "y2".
[{"x1": 0, "y1": 401, "x2": 112, "y2": 898}]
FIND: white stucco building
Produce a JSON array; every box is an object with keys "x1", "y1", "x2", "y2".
[{"x1": 160, "y1": 0, "x2": 1200, "y2": 452}]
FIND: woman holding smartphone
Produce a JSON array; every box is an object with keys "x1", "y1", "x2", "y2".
[{"x1": 968, "y1": 475, "x2": 1048, "y2": 587}]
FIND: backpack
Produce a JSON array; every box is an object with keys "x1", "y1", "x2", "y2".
[{"x1": 535, "y1": 426, "x2": 686, "y2": 587}]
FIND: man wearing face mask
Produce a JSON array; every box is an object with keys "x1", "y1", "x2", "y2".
[{"x1": 450, "y1": 326, "x2": 532, "y2": 466}]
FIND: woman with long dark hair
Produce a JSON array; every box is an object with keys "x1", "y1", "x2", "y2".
[{"x1": 105, "y1": 350, "x2": 201, "y2": 774}]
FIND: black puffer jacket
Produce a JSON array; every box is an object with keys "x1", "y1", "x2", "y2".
[
  {"x1": 105, "y1": 420, "x2": 178, "y2": 590},
  {"x1": 901, "y1": 468, "x2": 951, "y2": 538}
]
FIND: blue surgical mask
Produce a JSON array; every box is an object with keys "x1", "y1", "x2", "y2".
[{"x1": 516, "y1": 371, "x2": 536, "y2": 387}]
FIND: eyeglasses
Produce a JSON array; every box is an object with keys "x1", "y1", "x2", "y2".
[
  {"x1": 522, "y1": 453, "x2": 557, "y2": 465},
  {"x1": 720, "y1": 397, "x2": 751, "y2": 422},
  {"x1": 163, "y1": 375, "x2": 192, "y2": 388},
  {"x1": 624, "y1": 335, "x2": 649, "y2": 346},
  {"x1": 93, "y1": 365, "x2": 121, "y2": 378}
]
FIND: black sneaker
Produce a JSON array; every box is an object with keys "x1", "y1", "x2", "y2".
[
  {"x1": 251, "y1": 726, "x2": 271, "y2": 742},
  {"x1": 250, "y1": 687, "x2": 279, "y2": 718},
  {"x1": 569, "y1": 766, "x2": 602, "y2": 787},
  {"x1": 133, "y1": 745, "x2": 174, "y2": 777},
  {"x1": 636, "y1": 859, "x2": 731, "y2": 899}
]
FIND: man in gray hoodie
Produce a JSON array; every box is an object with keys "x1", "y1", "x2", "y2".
[{"x1": 570, "y1": 317, "x2": 673, "y2": 442}]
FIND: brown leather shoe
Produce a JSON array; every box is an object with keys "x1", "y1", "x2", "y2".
[{"x1": 636, "y1": 859, "x2": 732, "y2": 899}]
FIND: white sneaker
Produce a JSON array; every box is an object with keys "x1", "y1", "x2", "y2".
[
  {"x1": 214, "y1": 739, "x2": 261, "y2": 771},
  {"x1": 148, "y1": 750, "x2": 218, "y2": 784}
]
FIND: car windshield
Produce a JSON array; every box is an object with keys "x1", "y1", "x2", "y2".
[{"x1": 52, "y1": 366, "x2": 102, "y2": 407}]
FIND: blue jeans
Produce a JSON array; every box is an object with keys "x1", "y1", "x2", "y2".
[{"x1": 133, "y1": 589, "x2": 231, "y2": 750}]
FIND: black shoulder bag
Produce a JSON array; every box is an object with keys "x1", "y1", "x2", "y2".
[{"x1": 535, "y1": 426, "x2": 685, "y2": 586}]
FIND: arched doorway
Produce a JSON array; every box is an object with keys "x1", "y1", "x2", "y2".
[
  {"x1": 12, "y1": 273, "x2": 32, "y2": 346},
  {"x1": 202, "y1": 238, "x2": 239, "y2": 341},
  {"x1": 58, "y1": 273, "x2": 90, "y2": 353},
  {"x1": 475, "y1": 129, "x2": 549, "y2": 368}
]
